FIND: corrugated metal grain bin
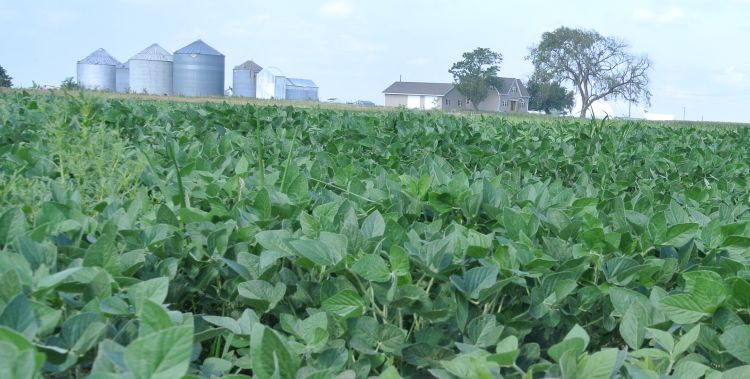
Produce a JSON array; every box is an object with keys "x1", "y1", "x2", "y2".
[
  {"x1": 285, "y1": 78, "x2": 318, "y2": 101},
  {"x1": 255, "y1": 67, "x2": 286, "y2": 99},
  {"x1": 77, "y1": 48, "x2": 119, "y2": 91},
  {"x1": 173, "y1": 39, "x2": 225, "y2": 97},
  {"x1": 128, "y1": 43, "x2": 173, "y2": 96},
  {"x1": 116, "y1": 62, "x2": 129, "y2": 93},
  {"x1": 233, "y1": 60, "x2": 263, "y2": 97}
]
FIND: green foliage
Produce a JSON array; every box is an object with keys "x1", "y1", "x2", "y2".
[
  {"x1": 448, "y1": 47, "x2": 502, "y2": 110},
  {"x1": 527, "y1": 74, "x2": 574, "y2": 114},
  {"x1": 0, "y1": 64, "x2": 12, "y2": 87},
  {"x1": 528, "y1": 26, "x2": 651, "y2": 118},
  {"x1": 60, "y1": 77, "x2": 80, "y2": 90},
  {"x1": 2, "y1": 91, "x2": 750, "y2": 377}
]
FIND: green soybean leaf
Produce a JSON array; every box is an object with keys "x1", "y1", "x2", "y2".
[
  {"x1": 322, "y1": 290, "x2": 365, "y2": 319},
  {"x1": 351, "y1": 254, "x2": 391, "y2": 282},
  {"x1": 450, "y1": 265, "x2": 499, "y2": 300},
  {"x1": 721, "y1": 325, "x2": 750, "y2": 364},
  {"x1": 123, "y1": 325, "x2": 194, "y2": 379},
  {"x1": 576, "y1": 348, "x2": 619, "y2": 379},
  {"x1": 128, "y1": 277, "x2": 169, "y2": 311},
  {"x1": 361, "y1": 210, "x2": 385, "y2": 239},
  {"x1": 83, "y1": 232, "x2": 120, "y2": 275},
  {"x1": 620, "y1": 302, "x2": 647, "y2": 350},
  {"x1": 659, "y1": 294, "x2": 708, "y2": 324},
  {"x1": 237, "y1": 280, "x2": 286, "y2": 312},
  {"x1": 663, "y1": 223, "x2": 698, "y2": 247},
  {"x1": 250, "y1": 323, "x2": 299, "y2": 379}
]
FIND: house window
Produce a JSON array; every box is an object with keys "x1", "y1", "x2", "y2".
[
  {"x1": 458, "y1": 99, "x2": 463, "y2": 106},
  {"x1": 520, "y1": 99, "x2": 525, "y2": 109},
  {"x1": 466, "y1": 98, "x2": 470, "y2": 104},
  {"x1": 502, "y1": 100, "x2": 508, "y2": 108},
  {"x1": 510, "y1": 86, "x2": 517, "y2": 94},
  {"x1": 444, "y1": 98, "x2": 449, "y2": 105}
]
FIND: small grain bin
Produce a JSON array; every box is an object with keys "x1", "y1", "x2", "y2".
[
  {"x1": 173, "y1": 39, "x2": 225, "y2": 97},
  {"x1": 128, "y1": 43, "x2": 173, "y2": 96},
  {"x1": 233, "y1": 60, "x2": 263, "y2": 97},
  {"x1": 76, "y1": 48, "x2": 119, "y2": 91}
]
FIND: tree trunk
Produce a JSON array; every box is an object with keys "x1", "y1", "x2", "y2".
[
  {"x1": 472, "y1": 103, "x2": 479, "y2": 111},
  {"x1": 579, "y1": 100, "x2": 590, "y2": 118}
]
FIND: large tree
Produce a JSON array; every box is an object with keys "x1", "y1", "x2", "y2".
[
  {"x1": 527, "y1": 74, "x2": 575, "y2": 114},
  {"x1": 528, "y1": 27, "x2": 651, "y2": 118},
  {"x1": 449, "y1": 48, "x2": 502, "y2": 110},
  {"x1": 0, "y1": 65, "x2": 12, "y2": 87}
]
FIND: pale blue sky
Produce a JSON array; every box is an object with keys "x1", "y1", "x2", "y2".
[{"x1": 1, "y1": 0, "x2": 748, "y2": 122}]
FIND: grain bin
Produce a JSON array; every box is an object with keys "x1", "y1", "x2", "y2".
[
  {"x1": 173, "y1": 39, "x2": 225, "y2": 97},
  {"x1": 128, "y1": 43, "x2": 173, "y2": 96},
  {"x1": 115, "y1": 62, "x2": 129, "y2": 93},
  {"x1": 233, "y1": 60, "x2": 262, "y2": 97},
  {"x1": 76, "y1": 48, "x2": 119, "y2": 91}
]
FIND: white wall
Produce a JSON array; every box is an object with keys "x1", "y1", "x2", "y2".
[{"x1": 407, "y1": 95, "x2": 421, "y2": 109}]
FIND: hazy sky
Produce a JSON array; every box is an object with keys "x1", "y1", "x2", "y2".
[{"x1": 1, "y1": 0, "x2": 749, "y2": 122}]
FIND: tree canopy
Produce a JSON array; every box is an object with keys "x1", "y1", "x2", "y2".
[
  {"x1": 0, "y1": 65, "x2": 12, "y2": 87},
  {"x1": 527, "y1": 74, "x2": 575, "y2": 114},
  {"x1": 528, "y1": 26, "x2": 651, "y2": 118},
  {"x1": 449, "y1": 48, "x2": 502, "y2": 110}
]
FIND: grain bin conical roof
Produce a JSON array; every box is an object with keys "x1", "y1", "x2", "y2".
[
  {"x1": 78, "y1": 48, "x2": 121, "y2": 66},
  {"x1": 174, "y1": 39, "x2": 223, "y2": 56},
  {"x1": 131, "y1": 43, "x2": 173, "y2": 62},
  {"x1": 234, "y1": 60, "x2": 263, "y2": 72}
]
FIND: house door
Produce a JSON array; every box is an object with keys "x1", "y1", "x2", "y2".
[{"x1": 510, "y1": 101, "x2": 517, "y2": 112}]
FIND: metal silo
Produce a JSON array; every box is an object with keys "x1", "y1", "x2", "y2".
[
  {"x1": 116, "y1": 62, "x2": 129, "y2": 93},
  {"x1": 173, "y1": 40, "x2": 225, "y2": 97},
  {"x1": 76, "y1": 48, "x2": 119, "y2": 91},
  {"x1": 233, "y1": 60, "x2": 262, "y2": 97},
  {"x1": 128, "y1": 44, "x2": 173, "y2": 96}
]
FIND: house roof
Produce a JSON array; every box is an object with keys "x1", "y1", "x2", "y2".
[
  {"x1": 495, "y1": 77, "x2": 529, "y2": 97},
  {"x1": 286, "y1": 78, "x2": 317, "y2": 88},
  {"x1": 382, "y1": 81, "x2": 455, "y2": 96},
  {"x1": 234, "y1": 60, "x2": 263, "y2": 72}
]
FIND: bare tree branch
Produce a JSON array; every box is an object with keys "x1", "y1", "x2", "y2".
[{"x1": 527, "y1": 27, "x2": 652, "y2": 118}]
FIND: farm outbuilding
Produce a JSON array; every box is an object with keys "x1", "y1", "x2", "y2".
[
  {"x1": 255, "y1": 67, "x2": 286, "y2": 99},
  {"x1": 76, "y1": 48, "x2": 120, "y2": 91},
  {"x1": 128, "y1": 43, "x2": 173, "y2": 96},
  {"x1": 115, "y1": 62, "x2": 129, "y2": 93},
  {"x1": 173, "y1": 39, "x2": 225, "y2": 97},
  {"x1": 285, "y1": 78, "x2": 318, "y2": 101},
  {"x1": 233, "y1": 60, "x2": 263, "y2": 98}
]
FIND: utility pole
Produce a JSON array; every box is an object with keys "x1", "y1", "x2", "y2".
[{"x1": 683, "y1": 106, "x2": 686, "y2": 121}]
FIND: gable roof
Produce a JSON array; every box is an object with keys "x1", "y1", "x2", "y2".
[
  {"x1": 383, "y1": 81, "x2": 454, "y2": 96},
  {"x1": 495, "y1": 77, "x2": 529, "y2": 97},
  {"x1": 286, "y1": 78, "x2": 317, "y2": 88},
  {"x1": 234, "y1": 60, "x2": 263, "y2": 72}
]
